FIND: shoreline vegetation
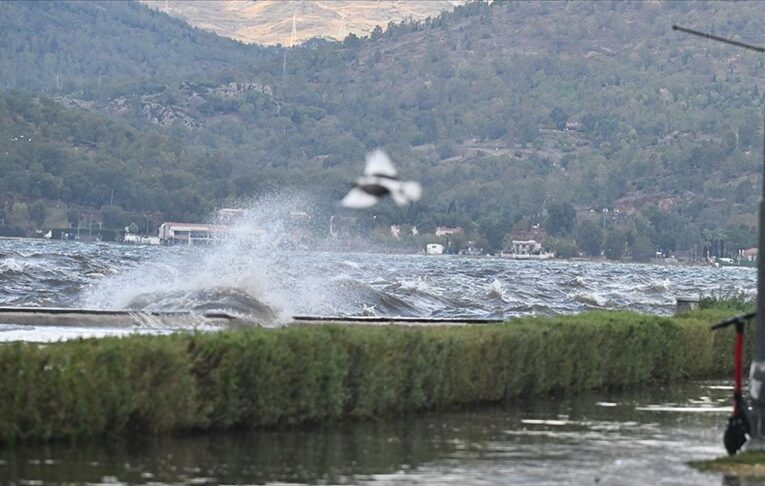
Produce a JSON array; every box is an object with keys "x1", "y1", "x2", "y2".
[
  {"x1": 0, "y1": 306, "x2": 749, "y2": 445},
  {"x1": 0, "y1": 235, "x2": 750, "y2": 270},
  {"x1": 690, "y1": 451, "x2": 765, "y2": 477}
]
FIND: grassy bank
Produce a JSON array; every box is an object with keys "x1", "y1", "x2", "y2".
[
  {"x1": 0, "y1": 309, "x2": 745, "y2": 443},
  {"x1": 690, "y1": 451, "x2": 765, "y2": 477}
]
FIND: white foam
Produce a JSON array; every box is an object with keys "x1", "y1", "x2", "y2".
[
  {"x1": 0, "y1": 325, "x2": 172, "y2": 343},
  {"x1": 521, "y1": 419, "x2": 571, "y2": 426},
  {"x1": 82, "y1": 194, "x2": 329, "y2": 323},
  {"x1": 0, "y1": 258, "x2": 26, "y2": 274},
  {"x1": 635, "y1": 405, "x2": 729, "y2": 413}
]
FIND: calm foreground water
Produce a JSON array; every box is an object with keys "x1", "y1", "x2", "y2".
[{"x1": 0, "y1": 381, "x2": 754, "y2": 485}]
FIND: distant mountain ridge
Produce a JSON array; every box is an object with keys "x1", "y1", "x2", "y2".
[{"x1": 139, "y1": 0, "x2": 465, "y2": 45}]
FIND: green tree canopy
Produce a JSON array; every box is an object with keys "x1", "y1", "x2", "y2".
[{"x1": 546, "y1": 202, "x2": 576, "y2": 237}]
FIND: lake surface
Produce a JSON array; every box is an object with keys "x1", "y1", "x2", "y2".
[
  {"x1": 0, "y1": 237, "x2": 756, "y2": 324},
  {"x1": 0, "y1": 381, "x2": 750, "y2": 485}
]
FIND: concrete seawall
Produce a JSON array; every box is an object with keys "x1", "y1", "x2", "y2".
[
  {"x1": 0, "y1": 307, "x2": 504, "y2": 342},
  {"x1": 0, "y1": 306, "x2": 234, "y2": 327}
]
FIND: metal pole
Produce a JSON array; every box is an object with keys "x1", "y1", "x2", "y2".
[
  {"x1": 673, "y1": 25, "x2": 765, "y2": 446},
  {"x1": 672, "y1": 25, "x2": 765, "y2": 53},
  {"x1": 752, "y1": 105, "x2": 765, "y2": 445}
]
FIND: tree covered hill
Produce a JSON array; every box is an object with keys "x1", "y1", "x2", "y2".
[
  {"x1": 0, "y1": 91, "x2": 233, "y2": 224},
  {"x1": 1, "y1": 0, "x2": 764, "y2": 256},
  {"x1": 0, "y1": 0, "x2": 276, "y2": 95}
]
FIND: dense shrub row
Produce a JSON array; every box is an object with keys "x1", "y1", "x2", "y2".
[{"x1": 0, "y1": 309, "x2": 744, "y2": 443}]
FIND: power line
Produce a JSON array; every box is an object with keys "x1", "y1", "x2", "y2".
[{"x1": 672, "y1": 25, "x2": 765, "y2": 53}]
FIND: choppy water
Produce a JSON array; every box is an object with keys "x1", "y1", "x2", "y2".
[
  {"x1": 0, "y1": 381, "x2": 753, "y2": 485},
  {"x1": 0, "y1": 236, "x2": 755, "y2": 323}
]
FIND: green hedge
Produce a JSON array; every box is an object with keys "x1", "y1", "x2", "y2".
[{"x1": 0, "y1": 310, "x2": 745, "y2": 443}]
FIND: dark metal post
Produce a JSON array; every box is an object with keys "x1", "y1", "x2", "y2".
[
  {"x1": 673, "y1": 25, "x2": 765, "y2": 445},
  {"x1": 752, "y1": 105, "x2": 765, "y2": 445}
]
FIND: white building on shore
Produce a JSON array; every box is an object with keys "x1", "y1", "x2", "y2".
[
  {"x1": 426, "y1": 243, "x2": 445, "y2": 255},
  {"x1": 123, "y1": 233, "x2": 161, "y2": 245},
  {"x1": 158, "y1": 222, "x2": 228, "y2": 245},
  {"x1": 501, "y1": 240, "x2": 554, "y2": 260}
]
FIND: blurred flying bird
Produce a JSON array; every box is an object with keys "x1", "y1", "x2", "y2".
[{"x1": 341, "y1": 150, "x2": 422, "y2": 209}]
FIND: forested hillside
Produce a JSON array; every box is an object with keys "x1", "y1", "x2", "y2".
[
  {"x1": 0, "y1": 92, "x2": 234, "y2": 227},
  {"x1": 0, "y1": 0, "x2": 763, "y2": 257},
  {"x1": 0, "y1": 0, "x2": 272, "y2": 94}
]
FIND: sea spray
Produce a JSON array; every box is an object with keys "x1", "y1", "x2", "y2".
[
  {"x1": 487, "y1": 278, "x2": 509, "y2": 302},
  {"x1": 82, "y1": 194, "x2": 338, "y2": 324},
  {"x1": 82, "y1": 193, "x2": 486, "y2": 321}
]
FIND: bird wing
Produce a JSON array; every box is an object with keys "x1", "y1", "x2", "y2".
[
  {"x1": 341, "y1": 187, "x2": 380, "y2": 208},
  {"x1": 364, "y1": 149, "x2": 398, "y2": 178},
  {"x1": 389, "y1": 180, "x2": 423, "y2": 206}
]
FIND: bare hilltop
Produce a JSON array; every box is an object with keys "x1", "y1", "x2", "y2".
[{"x1": 139, "y1": 0, "x2": 464, "y2": 45}]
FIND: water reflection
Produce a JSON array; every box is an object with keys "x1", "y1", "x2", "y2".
[
  {"x1": 2, "y1": 382, "x2": 759, "y2": 485},
  {"x1": 1, "y1": 421, "x2": 455, "y2": 484}
]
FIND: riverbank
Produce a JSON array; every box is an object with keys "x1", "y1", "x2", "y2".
[
  {"x1": 691, "y1": 451, "x2": 765, "y2": 478},
  {"x1": 0, "y1": 308, "x2": 744, "y2": 444}
]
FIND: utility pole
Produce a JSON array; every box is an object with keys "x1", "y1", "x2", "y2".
[
  {"x1": 290, "y1": 9, "x2": 297, "y2": 47},
  {"x1": 674, "y1": 24, "x2": 765, "y2": 446},
  {"x1": 282, "y1": 9, "x2": 297, "y2": 80},
  {"x1": 282, "y1": 49, "x2": 287, "y2": 80}
]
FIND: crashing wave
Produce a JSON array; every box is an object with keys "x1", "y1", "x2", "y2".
[{"x1": 126, "y1": 286, "x2": 280, "y2": 325}]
